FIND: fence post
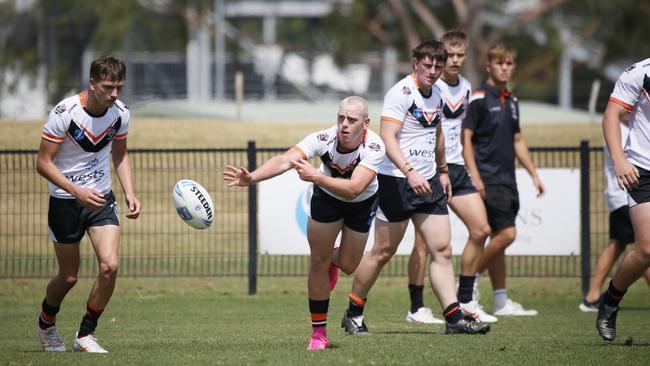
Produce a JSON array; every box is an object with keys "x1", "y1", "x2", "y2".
[
  {"x1": 580, "y1": 140, "x2": 591, "y2": 296},
  {"x1": 247, "y1": 141, "x2": 258, "y2": 295}
]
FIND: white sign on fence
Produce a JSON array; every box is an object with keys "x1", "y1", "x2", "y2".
[{"x1": 259, "y1": 168, "x2": 580, "y2": 256}]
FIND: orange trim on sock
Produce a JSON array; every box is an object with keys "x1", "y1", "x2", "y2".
[
  {"x1": 311, "y1": 312, "x2": 328, "y2": 322},
  {"x1": 348, "y1": 293, "x2": 366, "y2": 306},
  {"x1": 86, "y1": 303, "x2": 104, "y2": 316},
  {"x1": 444, "y1": 305, "x2": 460, "y2": 317},
  {"x1": 41, "y1": 312, "x2": 55, "y2": 322}
]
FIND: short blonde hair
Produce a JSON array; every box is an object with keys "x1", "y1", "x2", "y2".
[
  {"x1": 487, "y1": 42, "x2": 517, "y2": 62},
  {"x1": 340, "y1": 96, "x2": 369, "y2": 118}
]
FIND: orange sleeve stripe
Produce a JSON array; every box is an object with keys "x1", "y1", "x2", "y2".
[
  {"x1": 380, "y1": 116, "x2": 403, "y2": 125},
  {"x1": 115, "y1": 132, "x2": 128, "y2": 139},
  {"x1": 348, "y1": 293, "x2": 366, "y2": 306},
  {"x1": 291, "y1": 146, "x2": 308, "y2": 160},
  {"x1": 472, "y1": 90, "x2": 486, "y2": 95},
  {"x1": 42, "y1": 132, "x2": 64, "y2": 143},
  {"x1": 357, "y1": 165, "x2": 378, "y2": 177},
  {"x1": 609, "y1": 97, "x2": 633, "y2": 111},
  {"x1": 311, "y1": 313, "x2": 328, "y2": 321}
]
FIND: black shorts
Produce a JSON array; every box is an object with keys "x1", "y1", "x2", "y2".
[
  {"x1": 448, "y1": 163, "x2": 477, "y2": 197},
  {"x1": 628, "y1": 165, "x2": 650, "y2": 206},
  {"x1": 609, "y1": 205, "x2": 635, "y2": 245},
  {"x1": 483, "y1": 185, "x2": 519, "y2": 232},
  {"x1": 48, "y1": 191, "x2": 119, "y2": 244},
  {"x1": 309, "y1": 186, "x2": 379, "y2": 233},
  {"x1": 376, "y1": 174, "x2": 448, "y2": 222}
]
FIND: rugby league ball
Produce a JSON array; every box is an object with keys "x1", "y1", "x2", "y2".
[{"x1": 172, "y1": 179, "x2": 214, "y2": 229}]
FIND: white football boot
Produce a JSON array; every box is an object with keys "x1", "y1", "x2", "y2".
[
  {"x1": 73, "y1": 332, "x2": 108, "y2": 353},
  {"x1": 494, "y1": 299, "x2": 538, "y2": 316},
  {"x1": 460, "y1": 300, "x2": 498, "y2": 323},
  {"x1": 405, "y1": 307, "x2": 445, "y2": 324}
]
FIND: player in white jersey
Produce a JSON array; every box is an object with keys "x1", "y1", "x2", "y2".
[
  {"x1": 580, "y1": 123, "x2": 650, "y2": 312},
  {"x1": 36, "y1": 56, "x2": 141, "y2": 353},
  {"x1": 341, "y1": 40, "x2": 490, "y2": 336},
  {"x1": 223, "y1": 96, "x2": 385, "y2": 350},
  {"x1": 598, "y1": 58, "x2": 650, "y2": 341},
  {"x1": 404, "y1": 31, "x2": 496, "y2": 325}
]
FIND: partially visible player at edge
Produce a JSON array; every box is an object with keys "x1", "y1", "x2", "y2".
[
  {"x1": 462, "y1": 42, "x2": 545, "y2": 316},
  {"x1": 341, "y1": 40, "x2": 490, "y2": 336},
  {"x1": 405, "y1": 30, "x2": 496, "y2": 325},
  {"x1": 36, "y1": 56, "x2": 141, "y2": 353},
  {"x1": 223, "y1": 96, "x2": 385, "y2": 350},
  {"x1": 597, "y1": 58, "x2": 650, "y2": 341},
  {"x1": 579, "y1": 121, "x2": 650, "y2": 312}
]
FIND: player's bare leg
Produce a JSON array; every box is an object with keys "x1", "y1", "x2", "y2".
[
  {"x1": 73, "y1": 225, "x2": 120, "y2": 353},
  {"x1": 306, "y1": 219, "x2": 342, "y2": 350},
  {"x1": 342, "y1": 218, "x2": 407, "y2": 334},
  {"x1": 412, "y1": 213, "x2": 455, "y2": 307},
  {"x1": 584, "y1": 240, "x2": 625, "y2": 304},
  {"x1": 449, "y1": 193, "x2": 496, "y2": 322},
  {"x1": 404, "y1": 233, "x2": 443, "y2": 324},
  {"x1": 333, "y1": 226, "x2": 370, "y2": 275},
  {"x1": 449, "y1": 194, "x2": 491, "y2": 277},
  {"x1": 598, "y1": 202, "x2": 650, "y2": 341},
  {"x1": 38, "y1": 242, "x2": 81, "y2": 352},
  {"x1": 414, "y1": 213, "x2": 490, "y2": 334}
]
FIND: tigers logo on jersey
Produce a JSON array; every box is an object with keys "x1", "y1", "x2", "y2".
[
  {"x1": 54, "y1": 104, "x2": 67, "y2": 115},
  {"x1": 408, "y1": 101, "x2": 441, "y2": 128},
  {"x1": 368, "y1": 142, "x2": 382, "y2": 152},
  {"x1": 317, "y1": 133, "x2": 329, "y2": 142}
]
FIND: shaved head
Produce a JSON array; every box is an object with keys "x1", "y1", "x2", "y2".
[{"x1": 339, "y1": 96, "x2": 369, "y2": 118}]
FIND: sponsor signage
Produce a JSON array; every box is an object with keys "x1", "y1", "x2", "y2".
[{"x1": 259, "y1": 168, "x2": 580, "y2": 256}]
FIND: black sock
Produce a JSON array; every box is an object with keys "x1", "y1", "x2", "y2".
[
  {"x1": 408, "y1": 284, "x2": 425, "y2": 313},
  {"x1": 602, "y1": 281, "x2": 627, "y2": 307},
  {"x1": 309, "y1": 298, "x2": 329, "y2": 330},
  {"x1": 346, "y1": 293, "x2": 366, "y2": 317},
  {"x1": 39, "y1": 299, "x2": 60, "y2": 329},
  {"x1": 443, "y1": 302, "x2": 463, "y2": 324},
  {"x1": 457, "y1": 275, "x2": 476, "y2": 303},
  {"x1": 78, "y1": 303, "x2": 104, "y2": 338}
]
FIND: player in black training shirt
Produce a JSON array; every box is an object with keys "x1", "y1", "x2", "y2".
[{"x1": 462, "y1": 43, "x2": 545, "y2": 316}]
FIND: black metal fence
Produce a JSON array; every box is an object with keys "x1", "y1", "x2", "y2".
[{"x1": 0, "y1": 142, "x2": 609, "y2": 291}]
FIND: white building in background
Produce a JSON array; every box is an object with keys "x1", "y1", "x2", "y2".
[{"x1": 0, "y1": 68, "x2": 48, "y2": 120}]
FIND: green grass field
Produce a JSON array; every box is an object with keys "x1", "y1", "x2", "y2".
[{"x1": 2, "y1": 277, "x2": 649, "y2": 365}]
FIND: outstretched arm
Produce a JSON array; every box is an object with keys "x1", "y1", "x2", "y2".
[
  {"x1": 292, "y1": 159, "x2": 376, "y2": 201},
  {"x1": 514, "y1": 132, "x2": 545, "y2": 197},
  {"x1": 223, "y1": 148, "x2": 303, "y2": 187}
]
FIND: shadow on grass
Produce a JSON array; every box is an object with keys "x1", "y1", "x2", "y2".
[{"x1": 374, "y1": 330, "x2": 439, "y2": 335}]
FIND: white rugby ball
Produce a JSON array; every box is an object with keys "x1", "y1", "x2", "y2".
[{"x1": 172, "y1": 179, "x2": 214, "y2": 229}]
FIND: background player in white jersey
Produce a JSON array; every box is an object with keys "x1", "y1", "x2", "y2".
[
  {"x1": 341, "y1": 40, "x2": 489, "y2": 336},
  {"x1": 598, "y1": 58, "x2": 650, "y2": 341},
  {"x1": 36, "y1": 56, "x2": 141, "y2": 353},
  {"x1": 463, "y1": 43, "x2": 545, "y2": 316},
  {"x1": 580, "y1": 122, "x2": 650, "y2": 312},
  {"x1": 223, "y1": 96, "x2": 385, "y2": 350},
  {"x1": 404, "y1": 31, "x2": 496, "y2": 325}
]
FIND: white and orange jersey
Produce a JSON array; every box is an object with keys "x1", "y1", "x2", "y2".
[
  {"x1": 294, "y1": 125, "x2": 385, "y2": 202},
  {"x1": 42, "y1": 92, "x2": 130, "y2": 198},
  {"x1": 379, "y1": 73, "x2": 444, "y2": 179},
  {"x1": 610, "y1": 58, "x2": 650, "y2": 171},
  {"x1": 436, "y1": 75, "x2": 472, "y2": 165},
  {"x1": 604, "y1": 123, "x2": 630, "y2": 212}
]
